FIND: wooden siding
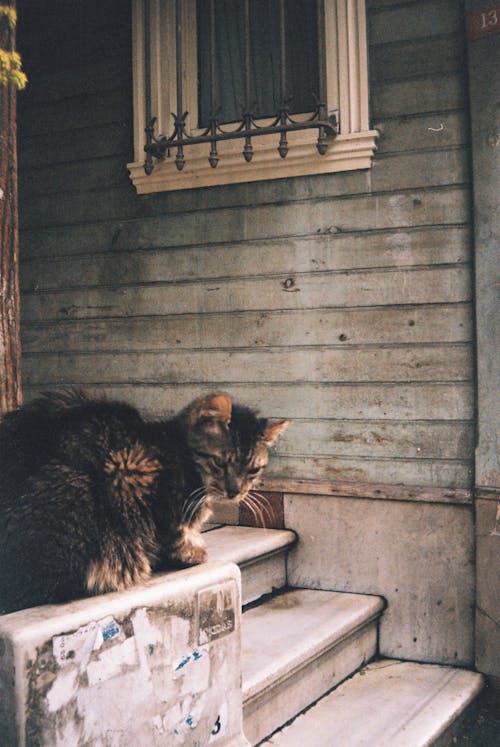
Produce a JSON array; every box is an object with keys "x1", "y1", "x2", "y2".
[{"x1": 18, "y1": 0, "x2": 474, "y2": 490}]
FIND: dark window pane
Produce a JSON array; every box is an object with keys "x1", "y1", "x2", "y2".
[{"x1": 197, "y1": 0, "x2": 318, "y2": 127}]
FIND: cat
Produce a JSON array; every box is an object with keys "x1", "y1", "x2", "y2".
[{"x1": 0, "y1": 389, "x2": 290, "y2": 614}]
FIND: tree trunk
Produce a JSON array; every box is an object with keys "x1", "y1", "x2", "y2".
[{"x1": 0, "y1": 0, "x2": 22, "y2": 415}]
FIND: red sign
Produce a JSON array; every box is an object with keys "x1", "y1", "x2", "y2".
[{"x1": 468, "y1": 5, "x2": 500, "y2": 40}]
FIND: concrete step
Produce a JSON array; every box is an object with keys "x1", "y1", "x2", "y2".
[
  {"x1": 261, "y1": 658, "x2": 484, "y2": 747},
  {"x1": 241, "y1": 589, "x2": 385, "y2": 745},
  {"x1": 204, "y1": 525, "x2": 296, "y2": 606}
]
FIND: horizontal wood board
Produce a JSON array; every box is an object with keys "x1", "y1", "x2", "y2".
[{"x1": 18, "y1": 0, "x2": 475, "y2": 491}]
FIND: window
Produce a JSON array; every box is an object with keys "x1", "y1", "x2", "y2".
[
  {"x1": 196, "y1": 1, "x2": 319, "y2": 126},
  {"x1": 128, "y1": 0, "x2": 377, "y2": 193}
]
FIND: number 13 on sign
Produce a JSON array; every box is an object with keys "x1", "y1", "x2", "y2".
[{"x1": 469, "y1": 5, "x2": 500, "y2": 40}]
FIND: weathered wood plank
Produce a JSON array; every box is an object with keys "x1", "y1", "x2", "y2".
[
  {"x1": 20, "y1": 304, "x2": 473, "y2": 354},
  {"x1": 17, "y1": 88, "x2": 131, "y2": 137},
  {"x1": 370, "y1": 35, "x2": 464, "y2": 82},
  {"x1": 22, "y1": 344, "x2": 472, "y2": 386},
  {"x1": 21, "y1": 265, "x2": 471, "y2": 321},
  {"x1": 371, "y1": 149, "x2": 469, "y2": 192},
  {"x1": 375, "y1": 112, "x2": 469, "y2": 154},
  {"x1": 264, "y1": 454, "x2": 472, "y2": 489},
  {"x1": 276, "y1": 420, "x2": 474, "y2": 460},
  {"x1": 19, "y1": 184, "x2": 471, "y2": 236},
  {"x1": 367, "y1": 0, "x2": 423, "y2": 7},
  {"x1": 19, "y1": 156, "x2": 130, "y2": 198},
  {"x1": 19, "y1": 176, "x2": 469, "y2": 255},
  {"x1": 18, "y1": 56, "x2": 130, "y2": 106},
  {"x1": 372, "y1": 73, "x2": 465, "y2": 119},
  {"x1": 23, "y1": 382, "x2": 475, "y2": 422},
  {"x1": 20, "y1": 225, "x2": 471, "y2": 275},
  {"x1": 369, "y1": 1, "x2": 461, "y2": 44},
  {"x1": 19, "y1": 123, "x2": 131, "y2": 171}
]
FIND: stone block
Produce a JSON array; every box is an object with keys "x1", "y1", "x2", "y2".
[
  {"x1": 285, "y1": 494, "x2": 474, "y2": 664},
  {"x1": 475, "y1": 498, "x2": 500, "y2": 679},
  {"x1": 0, "y1": 561, "x2": 249, "y2": 747}
]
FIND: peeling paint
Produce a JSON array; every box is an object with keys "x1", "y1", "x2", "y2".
[{"x1": 490, "y1": 503, "x2": 500, "y2": 537}]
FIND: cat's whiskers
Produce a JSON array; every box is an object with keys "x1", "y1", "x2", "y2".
[
  {"x1": 183, "y1": 494, "x2": 207, "y2": 525},
  {"x1": 242, "y1": 490, "x2": 275, "y2": 527},
  {"x1": 242, "y1": 498, "x2": 261, "y2": 526},
  {"x1": 248, "y1": 490, "x2": 274, "y2": 516},
  {"x1": 181, "y1": 486, "x2": 206, "y2": 518},
  {"x1": 240, "y1": 492, "x2": 266, "y2": 527}
]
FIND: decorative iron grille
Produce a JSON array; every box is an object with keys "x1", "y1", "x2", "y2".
[{"x1": 143, "y1": 0, "x2": 338, "y2": 174}]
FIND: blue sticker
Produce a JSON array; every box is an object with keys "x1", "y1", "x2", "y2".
[
  {"x1": 174, "y1": 651, "x2": 203, "y2": 671},
  {"x1": 175, "y1": 654, "x2": 191, "y2": 671},
  {"x1": 101, "y1": 620, "x2": 120, "y2": 641}
]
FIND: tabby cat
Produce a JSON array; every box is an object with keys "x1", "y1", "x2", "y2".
[{"x1": 0, "y1": 390, "x2": 289, "y2": 614}]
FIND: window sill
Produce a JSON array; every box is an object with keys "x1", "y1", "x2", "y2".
[{"x1": 127, "y1": 129, "x2": 379, "y2": 195}]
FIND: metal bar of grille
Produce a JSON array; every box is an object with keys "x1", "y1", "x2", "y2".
[
  {"x1": 149, "y1": 117, "x2": 335, "y2": 149},
  {"x1": 242, "y1": 0, "x2": 253, "y2": 161},
  {"x1": 317, "y1": 0, "x2": 327, "y2": 112},
  {"x1": 244, "y1": 0, "x2": 251, "y2": 110},
  {"x1": 278, "y1": 0, "x2": 288, "y2": 157},
  {"x1": 279, "y1": 0, "x2": 286, "y2": 105},
  {"x1": 174, "y1": 0, "x2": 185, "y2": 169},
  {"x1": 144, "y1": 0, "x2": 152, "y2": 127},
  {"x1": 175, "y1": 0, "x2": 183, "y2": 117},
  {"x1": 208, "y1": 0, "x2": 219, "y2": 167},
  {"x1": 209, "y1": 0, "x2": 216, "y2": 115},
  {"x1": 316, "y1": 0, "x2": 328, "y2": 154},
  {"x1": 143, "y1": 0, "x2": 154, "y2": 175}
]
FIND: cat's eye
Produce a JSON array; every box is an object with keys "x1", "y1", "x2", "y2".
[{"x1": 248, "y1": 466, "x2": 261, "y2": 476}]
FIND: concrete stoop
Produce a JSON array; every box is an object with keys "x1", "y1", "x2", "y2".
[
  {"x1": 204, "y1": 525, "x2": 296, "y2": 606},
  {"x1": 0, "y1": 525, "x2": 484, "y2": 746},
  {"x1": 207, "y1": 526, "x2": 484, "y2": 747},
  {"x1": 260, "y1": 659, "x2": 484, "y2": 747},
  {"x1": 242, "y1": 589, "x2": 384, "y2": 745}
]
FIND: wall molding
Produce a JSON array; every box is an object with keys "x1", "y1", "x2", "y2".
[
  {"x1": 260, "y1": 477, "x2": 473, "y2": 505},
  {"x1": 475, "y1": 486, "x2": 500, "y2": 502}
]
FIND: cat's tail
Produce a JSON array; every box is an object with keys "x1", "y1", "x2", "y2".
[
  {"x1": 28, "y1": 387, "x2": 103, "y2": 414},
  {"x1": 0, "y1": 389, "x2": 99, "y2": 485}
]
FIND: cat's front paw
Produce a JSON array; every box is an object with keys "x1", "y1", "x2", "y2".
[
  {"x1": 180, "y1": 543, "x2": 208, "y2": 565},
  {"x1": 174, "y1": 525, "x2": 208, "y2": 566}
]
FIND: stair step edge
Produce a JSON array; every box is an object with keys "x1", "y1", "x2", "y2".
[
  {"x1": 261, "y1": 659, "x2": 485, "y2": 747},
  {"x1": 242, "y1": 589, "x2": 384, "y2": 702},
  {"x1": 204, "y1": 525, "x2": 297, "y2": 567}
]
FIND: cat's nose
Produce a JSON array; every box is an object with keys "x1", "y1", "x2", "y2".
[{"x1": 226, "y1": 476, "x2": 241, "y2": 500}]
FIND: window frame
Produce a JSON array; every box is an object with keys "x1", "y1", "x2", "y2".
[{"x1": 128, "y1": 0, "x2": 378, "y2": 194}]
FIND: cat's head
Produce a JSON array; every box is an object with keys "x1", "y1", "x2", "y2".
[{"x1": 180, "y1": 392, "x2": 290, "y2": 502}]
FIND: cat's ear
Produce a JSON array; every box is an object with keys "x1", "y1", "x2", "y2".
[
  {"x1": 262, "y1": 419, "x2": 292, "y2": 446},
  {"x1": 187, "y1": 392, "x2": 232, "y2": 427}
]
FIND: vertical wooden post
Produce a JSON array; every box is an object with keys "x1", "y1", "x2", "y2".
[{"x1": 0, "y1": 0, "x2": 22, "y2": 415}]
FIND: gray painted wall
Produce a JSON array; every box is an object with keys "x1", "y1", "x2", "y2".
[{"x1": 18, "y1": 0, "x2": 473, "y2": 492}]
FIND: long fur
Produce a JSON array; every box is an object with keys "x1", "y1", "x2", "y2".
[{"x1": 0, "y1": 390, "x2": 290, "y2": 613}]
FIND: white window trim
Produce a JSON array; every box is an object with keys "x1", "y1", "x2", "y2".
[{"x1": 128, "y1": 0, "x2": 378, "y2": 194}]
